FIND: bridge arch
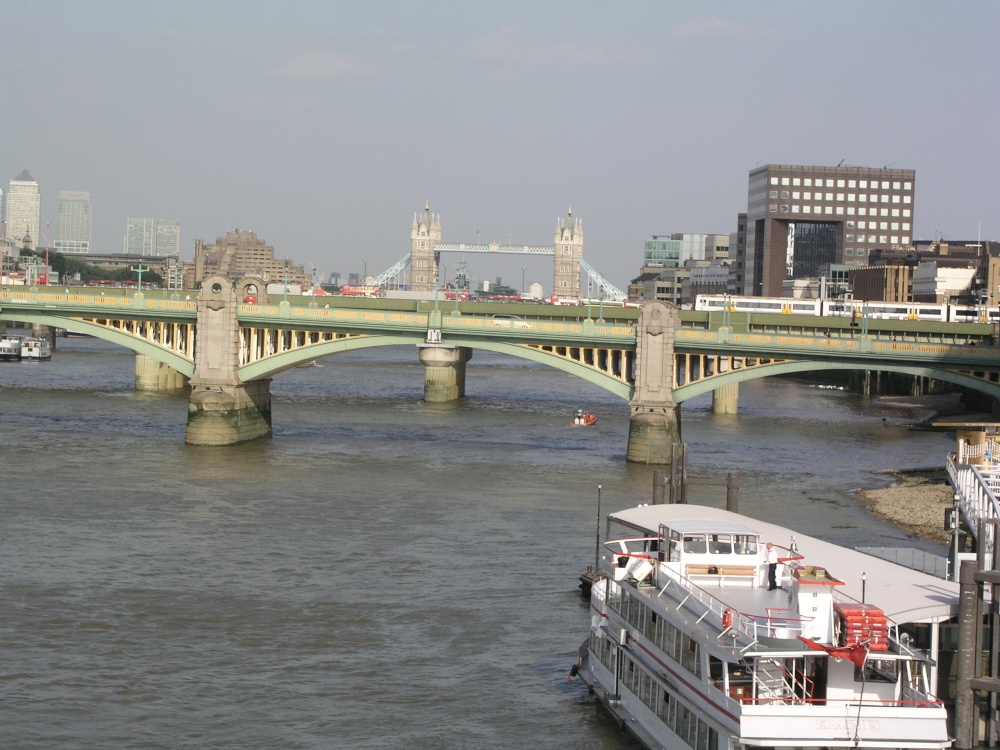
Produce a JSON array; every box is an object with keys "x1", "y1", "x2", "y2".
[
  {"x1": 673, "y1": 359, "x2": 1000, "y2": 403},
  {"x1": 237, "y1": 334, "x2": 634, "y2": 399}
]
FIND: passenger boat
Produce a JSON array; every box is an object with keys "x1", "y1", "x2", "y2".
[
  {"x1": 20, "y1": 337, "x2": 52, "y2": 360},
  {"x1": 572, "y1": 411, "x2": 598, "y2": 426},
  {"x1": 574, "y1": 503, "x2": 955, "y2": 749},
  {"x1": 0, "y1": 334, "x2": 24, "y2": 361}
]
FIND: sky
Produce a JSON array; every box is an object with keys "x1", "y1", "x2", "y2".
[{"x1": 2, "y1": 1, "x2": 998, "y2": 291}]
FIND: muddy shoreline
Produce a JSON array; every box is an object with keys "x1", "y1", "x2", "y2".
[{"x1": 855, "y1": 393, "x2": 966, "y2": 545}]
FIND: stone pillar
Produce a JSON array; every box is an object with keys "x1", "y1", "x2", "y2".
[
  {"x1": 135, "y1": 353, "x2": 188, "y2": 391},
  {"x1": 185, "y1": 275, "x2": 272, "y2": 445},
  {"x1": 627, "y1": 301, "x2": 682, "y2": 464},
  {"x1": 712, "y1": 382, "x2": 739, "y2": 415},
  {"x1": 31, "y1": 323, "x2": 56, "y2": 350},
  {"x1": 418, "y1": 345, "x2": 472, "y2": 402}
]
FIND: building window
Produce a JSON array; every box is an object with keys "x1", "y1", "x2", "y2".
[
  {"x1": 847, "y1": 207, "x2": 855, "y2": 215},
  {"x1": 902, "y1": 223, "x2": 910, "y2": 230},
  {"x1": 881, "y1": 181, "x2": 889, "y2": 189},
  {"x1": 781, "y1": 177, "x2": 790, "y2": 185},
  {"x1": 880, "y1": 222, "x2": 888, "y2": 230},
  {"x1": 859, "y1": 208, "x2": 867, "y2": 216},
  {"x1": 893, "y1": 181, "x2": 901, "y2": 190},
  {"x1": 868, "y1": 235, "x2": 876, "y2": 242},
  {"x1": 904, "y1": 182, "x2": 912, "y2": 190},
  {"x1": 770, "y1": 204, "x2": 777, "y2": 212},
  {"x1": 902, "y1": 235, "x2": 910, "y2": 244},
  {"x1": 780, "y1": 205, "x2": 789, "y2": 212},
  {"x1": 837, "y1": 193, "x2": 844, "y2": 201},
  {"x1": 903, "y1": 196, "x2": 911, "y2": 204},
  {"x1": 792, "y1": 191, "x2": 800, "y2": 199},
  {"x1": 781, "y1": 191, "x2": 789, "y2": 199},
  {"x1": 803, "y1": 206, "x2": 811, "y2": 214},
  {"x1": 846, "y1": 221, "x2": 855, "y2": 229},
  {"x1": 846, "y1": 248, "x2": 854, "y2": 256},
  {"x1": 792, "y1": 178, "x2": 800, "y2": 186},
  {"x1": 770, "y1": 177, "x2": 778, "y2": 185},
  {"x1": 891, "y1": 222, "x2": 899, "y2": 230},
  {"x1": 857, "y1": 248, "x2": 866, "y2": 256},
  {"x1": 891, "y1": 209, "x2": 900, "y2": 217},
  {"x1": 846, "y1": 234, "x2": 854, "y2": 242},
  {"x1": 880, "y1": 208, "x2": 888, "y2": 216},
  {"x1": 859, "y1": 194, "x2": 867, "y2": 202},
  {"x1": 824, "y1": 193, "x2": 832, "y2": 201},
  {"x1": 860, "y1": 180, "x2": 868, "y2": 188},
  {"x1": 836, "y1": 207, "x2": 844, "y2": 214},
  {"x1": 792, "y1": 205, "x2": 800, "y2": 213},
  {"x1": 903, "y1": 210, "x2": 911, "y2": 218},
  {"x1": 804, "y1": 191, "x2": 812, "y2": 200},
  {"x1": 770, "y1": 191, "x2": 778, "y2": 199},
  {"x1": 804, "y1": 178, "x2": 812, "y2": 186},
  {"x1": 858, "y1": 221, "x2": 866, "y2": 229},
  {"x1": 891, "y1": 236, "x2": 899, "y2": 244},
  {"x1": 848, "y1": 180, "x2": 856, "y2": 188},
  {"x1": 879, "y1": 235, "x2": 888, "y2": 244},
  {"x1": 847, "y1": 193, "x2": 855, "y2": 201}
]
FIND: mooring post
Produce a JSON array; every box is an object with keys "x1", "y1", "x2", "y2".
[
  {"x1": 726, "y1": 472, "x2": 740, "y2": 512},
  {"x1": 652, "y1": 470, "x2": 666, "y2": 505}
]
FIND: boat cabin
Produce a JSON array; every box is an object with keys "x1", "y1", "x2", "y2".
[{"x1": 660, "y1": 519, "x2": 764, "y2": 587}]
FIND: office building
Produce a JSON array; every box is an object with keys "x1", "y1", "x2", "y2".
[
  {"x1": 55, "y1": 191, "x2": 92, "y2": 254},
  {"x1": 184, "y1": 228, "x2": 307, "y2": 289},
  {"x1": 5, "y1": 170, "x2": 41, "y2": 249},
  {"x1": 154, "y1": 221, "x2": 181, "y2": 257},
  {"x1": 738, "y1": 164, "x2": 916, "y2": 296},
  {"x1": 125, "y1": 217, "x2": 154, "y2": 255}
]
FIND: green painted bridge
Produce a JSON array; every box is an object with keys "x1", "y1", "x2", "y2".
[{"x1": 3, "y1": 276, "x2": 999, "y2": 460}]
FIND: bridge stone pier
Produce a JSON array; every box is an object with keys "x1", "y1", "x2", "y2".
[
  {"x1": 627, "y1": 301, "x2": 682, "y2": 465},
  {"x1": 186, "y1": 275, "x2": 272, "y2": 446},
  {"x1": 418, "y1": 345, "x2": 472, "y2": 402},
  {"x1": 135, "y1": 354, "x2": 188, "y2": 391}
]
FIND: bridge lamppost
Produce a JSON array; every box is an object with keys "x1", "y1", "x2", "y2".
[
  {"x1": 363, "y1": 260, "x2": 367, "y2": 286},
  {"x1": 521, "y1": 267, "x2": 525, "y2": 298},
  {"x1": 130, "y1": 264, "x2": 150, "y2": 296}
]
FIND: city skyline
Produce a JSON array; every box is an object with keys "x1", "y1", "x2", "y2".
[{"x1": 3, "y1": 1, "x2": 998, "y2": 290}]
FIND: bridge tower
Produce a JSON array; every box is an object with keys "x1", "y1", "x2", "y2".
[
  {"x1": 185, "y1": 275, "x2": 272, "y2": 446},
  {"x1": 627, "y1": 301, "x2": 682, "y2": 464},
  {"x1": 410, "y1": 202, "x2": 441, "y2": 292},
  {"x1": 553, "y1": 208, "x2": 583, "y2": 300}
]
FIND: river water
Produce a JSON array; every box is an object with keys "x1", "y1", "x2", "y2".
[{"x1": 0, "y1": 335, "x2": 953, "y2": 749}]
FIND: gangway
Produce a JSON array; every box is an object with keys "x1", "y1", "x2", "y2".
[{"x1": 946, "y1": 438, "x2": 1000, "y2": 570}]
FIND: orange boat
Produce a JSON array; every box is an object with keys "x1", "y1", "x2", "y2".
[{"x1": 571, "y1": 411, "x2": 597, "y2": 426}]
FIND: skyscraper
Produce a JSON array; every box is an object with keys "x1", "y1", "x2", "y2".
[
  {"x1": 154, "y1": 220, "x2": 180, "y2": 257},
  {"x1": 5, "y1": 170, "x2": 41, "y2": 249},
  {"x1": 55, "y1": 191, "x2": 92, "y2": 254},
  {"x1": 736, "y1": 164, "x2": 916, "y2": 296},
  {"x1": 125, "y1": 217, "x2": 180, "y2": 256},
  {"x1": 124, "y1": 217, "x2": 154, "y2": 255}
]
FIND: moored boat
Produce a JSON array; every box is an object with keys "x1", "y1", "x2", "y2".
[
  {"x1": 20, "y1": 337, "x2": 52, "y2": 360},
  {"x1": 573, "y1": 503, "x2": 956, "y2": 749},
  {"x1": 0, "y1": 334, "x2": 24, "y2": 361}
]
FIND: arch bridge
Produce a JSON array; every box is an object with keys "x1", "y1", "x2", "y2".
[{"x1": 3, "y1": 279, "x2": 1000, "y2": 463}]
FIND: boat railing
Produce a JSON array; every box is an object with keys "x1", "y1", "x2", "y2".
[{"x1": 947, "y1": 451, "x2": 1000, "y2": 552}]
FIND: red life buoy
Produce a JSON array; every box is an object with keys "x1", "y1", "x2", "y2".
[{"x1": 722, "y1": 608, "x2": 733, "y2": 630}]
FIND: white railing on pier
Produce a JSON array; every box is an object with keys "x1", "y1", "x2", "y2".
[{"x1": 946, "y1": 449, "x2": 1000, "y2": 552}]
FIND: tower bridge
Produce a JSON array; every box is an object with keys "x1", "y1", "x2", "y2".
[{"x1": 3, "y1": 280, "x2": 1000, "y2": 464}]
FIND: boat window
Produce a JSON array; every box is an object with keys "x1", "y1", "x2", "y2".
[
  {"x1": 854, "y1": 658, "x2": 897, "y2": 683},
  {"x1": 708, "y1": 534, "x2": 732, "y2": 554},
  {"x1": 683, "y1": 534, "x2": 707, "y2": 554},
  {"x1": 733, "y1": 534, "x2": 758, "y2": 555},
  {"x1": 668, "y1": 531, "x2": 681, "y2": 561}
]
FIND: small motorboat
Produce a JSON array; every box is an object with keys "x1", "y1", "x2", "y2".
[{"x1": 571, "y1": 411, "x2": 597, "y2": 426}]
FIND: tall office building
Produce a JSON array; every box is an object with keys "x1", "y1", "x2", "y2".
[
  {"x1": 5, "y1": 170, "x2": 41, "y2": 249},
  {"x1": 55, "y1": 191, "x2": 92, "y2": 254},
  {"x1": 737, "y1": 164, "x2": 916, "y2": 296},
  {"x1": 124, "y1": 217, "x2": 154, "y2": 255},
  {"x1": 154, "y1": 220, "x2": 180, "y2": 257},
  {"x1": 125, "y1": 217, "x2": 181, "y2": 256}
]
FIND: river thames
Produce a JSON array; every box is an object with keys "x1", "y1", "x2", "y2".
[{"x1": 0, "y1": 335, "x2": 953, "y2": 749}]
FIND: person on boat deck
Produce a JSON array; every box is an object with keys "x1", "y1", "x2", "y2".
[{"x1": 766, "y1": 542, "x2": 779, "y2": 590}]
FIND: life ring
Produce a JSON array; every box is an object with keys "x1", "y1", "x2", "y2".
[{"x1": 722, "y1": 608, "x2": 733, "y2": 630}]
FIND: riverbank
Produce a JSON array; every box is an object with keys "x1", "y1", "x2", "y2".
[{"x1": 856, "y1": 393, "x2": 962, "y2": 545}]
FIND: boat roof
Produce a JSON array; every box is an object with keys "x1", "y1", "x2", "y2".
[
  {"x1": 610, "y1": 504, "x2": 958, "y2": 625},
  {"x1": 661, "y1": 519, "x2": 759, "y2": 536}
]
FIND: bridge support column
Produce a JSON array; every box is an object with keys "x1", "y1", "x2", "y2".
[
  {"x1": 712, "y1": 382, "x2": 739, "y2": 415},
  {"x1": 136, "y1": 354, "x2": 188, "y2": 391},
  {"x1": 418, "y1": 345, "x2": 472, "y2": 402},
  {"x1": 31, "y1": 323, "x2": 55, "y2": 350},
  {"x1": 627, "y1": 301, "x2": 683, "y2": 465},
  {"x1": 186, "y1": 380, "x2": 272, "y2": 446},
  {"x1": 185, "y1": 274, "x2": 272, "y2": 445}
]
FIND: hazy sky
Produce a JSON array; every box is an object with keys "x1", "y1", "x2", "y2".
[{"x1": 3, "y1": 1, "x2": 998, "y2": 290}]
